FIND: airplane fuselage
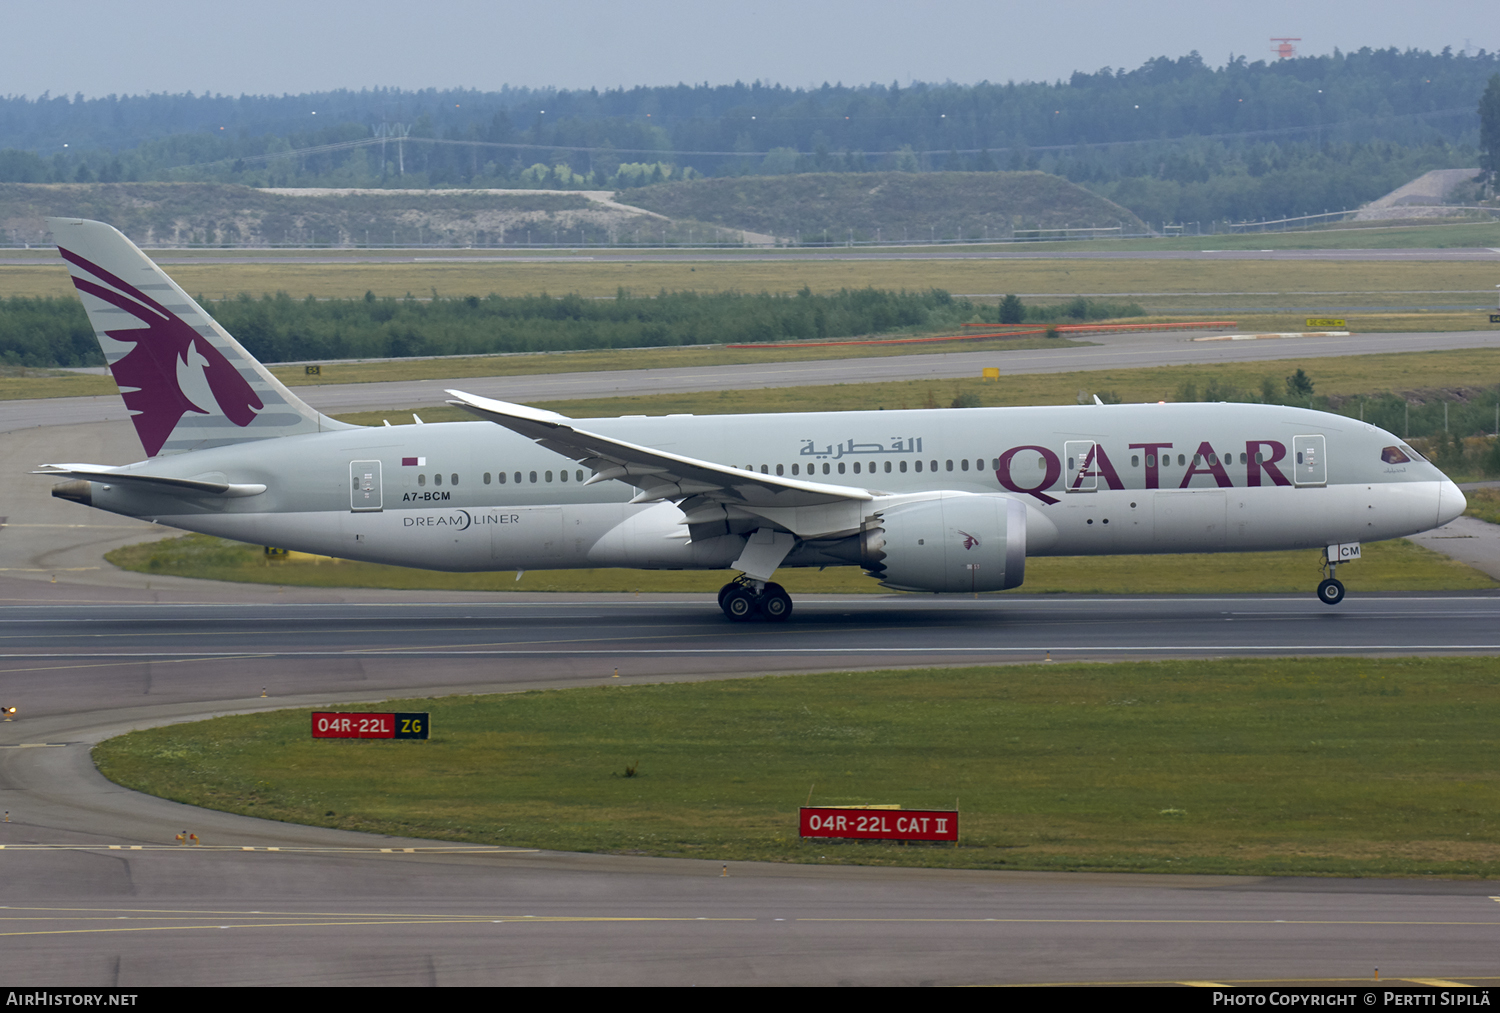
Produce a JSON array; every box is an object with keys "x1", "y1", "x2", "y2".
[{"x1": 74, "y1": 402, "x2": 1460, "y2": 579}]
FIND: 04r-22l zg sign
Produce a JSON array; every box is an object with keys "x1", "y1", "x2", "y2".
[{"x1": 311, "y1": 712, "x2": 430, "y2": 739}]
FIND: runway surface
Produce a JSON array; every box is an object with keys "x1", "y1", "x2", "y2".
[
  {"x1": 8, "y1": 594, "x2": 1500, "y2": 717},
  {"x1": 3, "y1": 580, "x2": 1500, "y2": 986}
]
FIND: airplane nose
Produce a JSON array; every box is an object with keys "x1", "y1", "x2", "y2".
[{"x1": 1437, "y1": 479, "x2": 1467, "y2": 527}]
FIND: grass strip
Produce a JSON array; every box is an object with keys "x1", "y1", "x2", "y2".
[
  {"x1": 104, "y1": 534, "x2": 1495, "y2": 595},
  {"x1": 1466, "y1": 488, "x2": 1500, "y2": 526},
  {"x1": 91, "y1": 657, "x2": 1500, "y2": 877},
  {"x1": 7, "y1": 256, "x2": 1500, "y2": 305}
]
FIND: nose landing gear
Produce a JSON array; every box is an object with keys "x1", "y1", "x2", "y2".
[
  {"x1": 718, "y1": 577, "x2": 793, "y2": 622},
  {"x1": 1317, "y1": 552, "x2": 1345, "y2": 605},
  {"x1": 1317, "y1": 577, "x2": 1345, "y2": 605}
]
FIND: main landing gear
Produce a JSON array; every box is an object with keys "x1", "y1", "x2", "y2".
[{"x1": 718, "y1": 576, "x2": 793, "y2": 622}]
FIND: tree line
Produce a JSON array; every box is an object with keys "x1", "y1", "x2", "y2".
[
  {"x1": 1, "y1": 49, "x2": 1497, "y2": 223},
  {"x1": 1, "y1": 288, "x2": 1016, "y2": 367}
]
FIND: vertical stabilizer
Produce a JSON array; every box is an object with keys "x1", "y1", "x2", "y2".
[{"x1": 49, "y1": 217, "x2": 358, "y2": 457}]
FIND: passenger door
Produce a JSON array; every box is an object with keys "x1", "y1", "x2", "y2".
[
  {"x1": 350, "y1": 460, "x2": 383, "y2": 511},
  {"x1": 1292, "y1": 435, "x2": 1327, "y2": 487}
]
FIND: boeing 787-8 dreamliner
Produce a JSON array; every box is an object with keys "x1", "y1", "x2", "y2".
[{"x1": 38, "y1": 218, "x2": 1466, "y2": 621}]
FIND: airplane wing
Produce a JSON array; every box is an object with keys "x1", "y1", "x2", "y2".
[{"x1": 445, "y1": 390, "x2": 875, "y2": 539}]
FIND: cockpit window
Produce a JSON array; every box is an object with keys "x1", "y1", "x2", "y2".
[{"x1": 1381, "y1": 446, "x2": 1410, "y2": 464}]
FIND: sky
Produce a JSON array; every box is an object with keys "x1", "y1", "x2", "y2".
[{"x1": 2, "y1": 0, "x2": 1497, "y2": 98}]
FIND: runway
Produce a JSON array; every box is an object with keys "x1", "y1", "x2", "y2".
[{"x1": 7, "y1": 594, "x2": 1500, "y2": 719}]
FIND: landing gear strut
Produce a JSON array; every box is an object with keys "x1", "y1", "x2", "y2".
[
  {"x1": 1317, "y1": 555, "x2": 1345, "y2": 606},
  {"x1": 718, "y1": 576, "x2": 793, "y2": 622}
]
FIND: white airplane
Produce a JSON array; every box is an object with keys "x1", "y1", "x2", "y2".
[{"x1": 38, "y1": 217, "x2": 1466, "y2": 620}]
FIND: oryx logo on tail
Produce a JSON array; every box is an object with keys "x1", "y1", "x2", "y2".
[{"x1": 57, "y1": 247, "x2": 263, "y2": 456}]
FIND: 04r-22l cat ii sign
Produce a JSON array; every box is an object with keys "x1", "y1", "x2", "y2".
[{"x1": 37, "y1": 218, "x2": 1465, "y2": 621}]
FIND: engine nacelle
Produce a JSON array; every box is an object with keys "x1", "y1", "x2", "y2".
[{"x1": 866, "y1": 494, "x2": 1026, "y2": 593}]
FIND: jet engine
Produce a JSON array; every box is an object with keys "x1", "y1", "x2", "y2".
[{"x1": 816, "y1": 494, "x2": 1026, "y2": 593}]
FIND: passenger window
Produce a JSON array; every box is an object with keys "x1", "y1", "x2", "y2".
[
  {"x1": 961, "y1": 459, "x2": 969, "y2": 471},
  {"x1": 418, "y1": 474, "x2": 426, "y2": 487},
  {"x1": 884, "y1": 461, "x2": 892, "y2": 473},
  {"x1": 791, "y1": 464, "x2": 799, "y2": 476},
  {"x1": 560, "y1": 469, "x2": 568, "y2": 482},
  {"x1": 545, "y1": 471, "x2": 553, "y2": 482},
  {"x1": 484, "y1": 472, "x2": 491, "y2": 485},
  {"x1": 1131, "y1": 455, "x2": 1140, "y2": 467},
  {"x1": 451, "y1": 473, "x2": 459, "y2": 485},
  {"x1": 946, "y1": 460, "x2": 954, "y2": 471},
  {"x1": 899, "y1": 461, "x2": 907, "y2": 473},
  {"x1": 1146, "y1": 455, "x2": 1155, "y2": 467},
  {"x1": 529, "y1": 471, "x2": 537, "y2": 483},
  {"x1": 1239, "y1": 453, "x2": 1247, "y2": 464},
  {"x1": 514, "y1": 472, "x2": 522, "y2": 484},
  {"x1": 822, "y1": 463, "x2": 830, "y2": 475},
  {"x1": 776, "y1": 464, "x2": 784, "y2": 476},
  {"x1": 761, "y1": 465, "x2": 768, "y2": 474},
  {"x1": 929, "y1": 460, "x2": 937, "y2": 471},
  {"x1": 1177, "y1": 454, "x2": 1185, "y2": 466},
  {"x1": 576, "y1": 470, "x2": 584, "y2": 481},
  {"x1": 837, "y1": 462, "x2": 845, "y2": 474},
  {"x1": 991, "y1": 458, "x2": 1000, "y2": 470},
  {"x1": 914, "y1": 461, "x2": 923, "y2": 473},
  {"x1": 853, "y1": 462, "x2": 861, "y2": 474},
  {"x1": 498, "y1": 472, "x2": 507, "y2": 484},
  {"x1": 434, "y1": 473, "x2": 442, "y2": 486}
]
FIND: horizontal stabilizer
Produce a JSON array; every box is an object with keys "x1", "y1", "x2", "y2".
[{"x1": 35, "y1": 463, "x2": 266, "y2": 497}]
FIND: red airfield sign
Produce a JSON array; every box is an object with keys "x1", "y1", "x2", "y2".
[
  {"x1": 799, "y1": 807, "x2": 958, "y2": 842},
  {"x1": 311, "y1": 712, "x2": 429, "y2": 739}
]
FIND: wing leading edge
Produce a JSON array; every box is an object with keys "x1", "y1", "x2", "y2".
[{"x1": 445, "y1": 390, "x2": 877, "y2": 541}]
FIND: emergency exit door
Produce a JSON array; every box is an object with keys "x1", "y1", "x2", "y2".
[{"x1": 350, "y1": 460, "x2": 383, "y2": 511}]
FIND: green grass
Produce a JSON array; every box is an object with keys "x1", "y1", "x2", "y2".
[
  {"x1": 104, "y1": 533, "x2": 1496, "y2": 595},
  {"x1": 90, "y1": 657, "x2": 1500, "y2": 877},
  {"x1": 8, "y1": 252, "x2": 1500, "y2": 307},
  {"x1": 1466, "y1": 488, "x2": 1500, "y2": 526}
]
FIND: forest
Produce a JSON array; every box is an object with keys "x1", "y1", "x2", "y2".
[{"x1": 1, "y1": 48, "x2": 1497, "y2": 223}]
